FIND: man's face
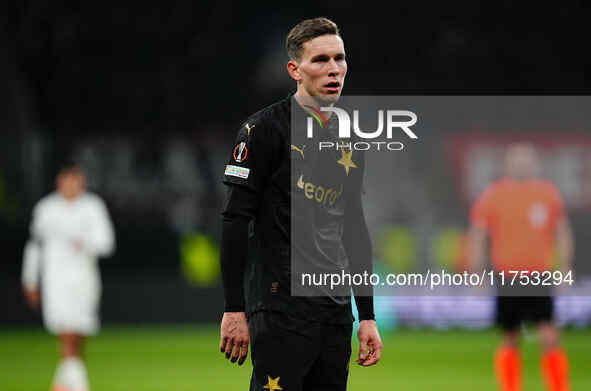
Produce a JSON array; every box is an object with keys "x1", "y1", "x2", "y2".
[
  {"x1": 57, "y1": 170, "x2": 85, "y2": 200},
  {"x1": 505, "y1": 145, "x2": 539, "y2": 180},
  {"x1": 291, "y1": 34, "x2": 347, "y2": 104}
]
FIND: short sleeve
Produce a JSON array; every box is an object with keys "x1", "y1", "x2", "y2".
[
  {"x1": 470, "y1": 185, "x2": 494, "y2": 231},
  {"x1": 222, "y1": 120, "x2": 275, "y2": 193},
  {"x1": 546, "y1": 182, "x2": 566, "y2": 221}
]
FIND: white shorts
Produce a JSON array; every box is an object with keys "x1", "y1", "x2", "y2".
[{"x1": 41, "y1": 271, "x2": 101, "y2": 336}]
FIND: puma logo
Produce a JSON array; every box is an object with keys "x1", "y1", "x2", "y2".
[{"x1": 291, "y1": 144, "x2": 305, "y2": 158}]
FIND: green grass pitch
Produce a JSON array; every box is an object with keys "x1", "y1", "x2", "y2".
[{"x1": 1, "y1": 326, "x2": 589, "y2": 390}]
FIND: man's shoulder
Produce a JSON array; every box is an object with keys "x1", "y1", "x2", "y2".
[
  {"x1": 242, "y1": 95, "x2": 291, "y2": 132},
  {"x1": 528, "y1": 179, "x2": 563, "y2": 201},
  {"x1": 81, "y1": 192, "x2": 106, "y2": 204},
  {"x1": 475, "y1": 179, "x2": 502, "y2": 199},
  {"x1": 529, "y1": 179, "x2": 559, "y2": 191},
  {"x1": 35, "y1": 192, "x2": 59, "y2": 210}
]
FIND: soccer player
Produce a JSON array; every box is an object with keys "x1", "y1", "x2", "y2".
[
  {"x1": 22, "y1": 162, "x2": 115, "y2": 391},
  {"x1": 469, "y1": 143, "x2": 574, "y2": 391},
  {"x1": 219, "y1": 17, "x2": 382, "y2": 390}
]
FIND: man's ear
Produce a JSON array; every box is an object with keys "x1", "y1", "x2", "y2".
[{"x1": 287, "y1": 60, "x2": 301, "y2": 81}]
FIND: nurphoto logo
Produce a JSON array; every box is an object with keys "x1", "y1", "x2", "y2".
[{"x1": 305, "y1": 106, "x2": 418, "y2": 151}]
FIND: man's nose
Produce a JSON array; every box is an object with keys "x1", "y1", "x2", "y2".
[{"x1": 327, "y1": 59, "x2": 340, "y2": 76}]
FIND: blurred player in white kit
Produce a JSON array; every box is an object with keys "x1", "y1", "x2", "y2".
[{"x1": 21, "y1": 162, "x2": 115, "y2": 391}]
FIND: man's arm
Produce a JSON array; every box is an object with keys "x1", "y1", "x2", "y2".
[
  {"x1": 219, "y1": 120, "x2": 274, "y2": 366},
  {"x1": 74, "y1": 197, "x2": 115, "y2": 257},
  {"x1": 219, "y1": 191, "x2": 251, "y2": 366},
  {"x1": 467, "y1": 185, "x2": 491, "y2": 273},
  {"x1": 22, "y1": 239, "x2": 41, "y2": 309},
  {"x1": 555, "y1": 216, "x2": 574, "y2": 276},
  {"x1": 343, "y1": 160, "x2": 382, "y2": 367},
  {"x1": 468, "y1": 225, "x2": 487, "y2": 273},
  {"x1": 22, "y1": 203, "x2": 43, "y2": 310},
  {"x1": 219, "y1": 186, "x2": 261, "y2": 366},
  {"x1": 344, "y1": 189, "x2": 374, "y2": 319}
]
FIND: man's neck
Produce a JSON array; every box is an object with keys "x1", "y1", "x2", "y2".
[
  {"x1": 293, "y1": 89, "x2": 335, "y2": 118},
  {"x1": 58, "y1": 192, "x2": 82, "y2": 202},
  {"x1": 506, "y1": 175, "x2": 534, "y2": 182}
]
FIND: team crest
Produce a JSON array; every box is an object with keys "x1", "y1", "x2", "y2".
[
  {"x1": 528, "y1": 201, "x2": 548, "y2": 228},
  {"x1": 233, "y1": 142, "x2": 248, "y2": 163},
  {"x1": 337, "y1": 148, "x2": 357, "y2": 176},
  {"x1": 264, "y1": 376, "x2": 282, "y2": 391}
]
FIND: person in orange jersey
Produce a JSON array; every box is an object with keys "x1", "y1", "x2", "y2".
[{"x1": 469, "y1": 143, "x2": 574, "y2": 391}]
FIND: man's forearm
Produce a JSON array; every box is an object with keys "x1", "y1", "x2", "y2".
[
  {"x1": 22, "y1": 239, "x2": 41, "y2": 291},
  {"x1": 219, "y1": 185, "x2": 259, "y2": 312},
  {"x1": 351, "y1": 231, "x2": 375, "y2": 320},
  {"x1": 468, "y1": 226, "x2": 487, "y2": 272},
  {"x1": 344, "y1": 190, "x2": 375, "y2": 321},
  {"x1": 556, "y1": 218, "x2": 574, "y2": 273},
  {"x1": 220, "y1": 214, "x2": 249, "y2": 312}
]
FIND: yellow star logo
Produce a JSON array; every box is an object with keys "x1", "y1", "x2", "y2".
[
  {"x1": 245, "y1": 123, "x2": 255, "y2": 136},
  {"x1": 264, "y1": 376, "x2": 282, "y2": 391},
  {"x1": 337, "y1": 148, "x2": 357, "y2": 176}
]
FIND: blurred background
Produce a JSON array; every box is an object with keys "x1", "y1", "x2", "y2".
[{"x1": 1, "y1": 2, "x2": 591, "y2": 390}]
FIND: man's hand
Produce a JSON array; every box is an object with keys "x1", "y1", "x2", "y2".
[
  {"x1": 357, "y1": 319, "x2": 382, "y2": 366},
  {"x1": 220, "y1": 312, "x2": 250, "y2": 365},
  {"x1": 23, "y1": 287, "x2": 40, "y2": 310}
]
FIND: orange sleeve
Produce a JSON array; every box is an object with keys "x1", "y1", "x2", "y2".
[
  {"x1": 546, "y1": 182, "x2": 566, "y2": 222},
  {"x1": 470, "y1": 184, "x2": 495, "y2": 231}
]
